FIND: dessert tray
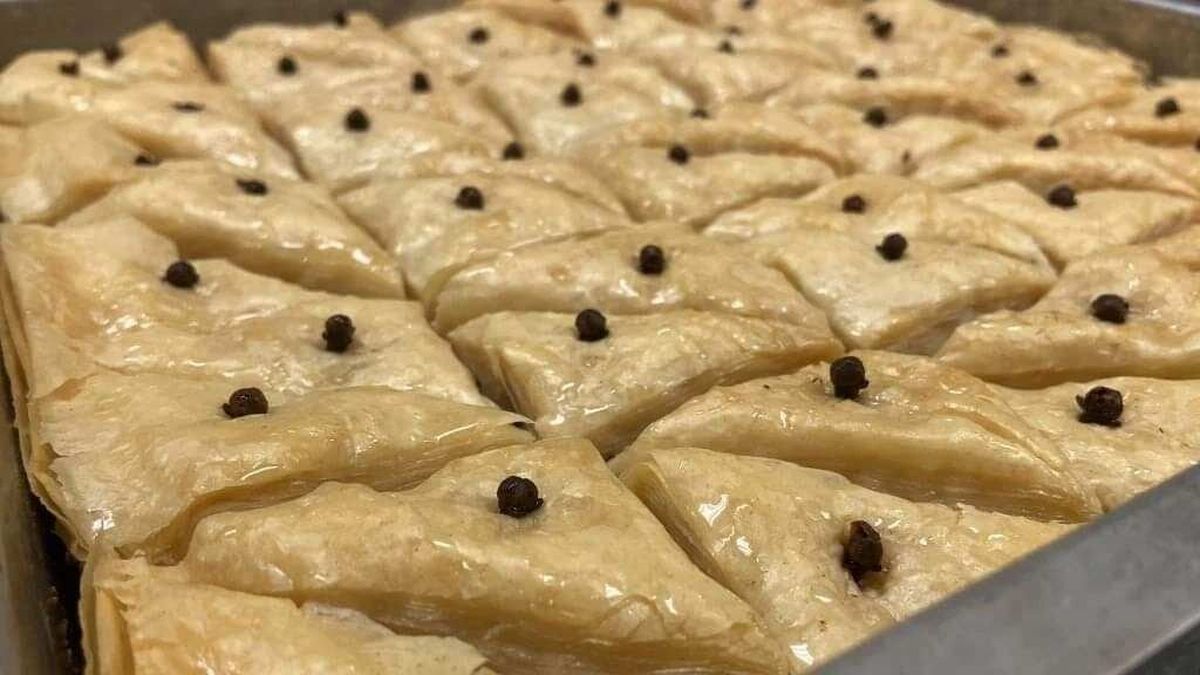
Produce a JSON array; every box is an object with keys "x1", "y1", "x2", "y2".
[{"x1": 0, "y1": 0, "x2": 1198, "y2": 673}]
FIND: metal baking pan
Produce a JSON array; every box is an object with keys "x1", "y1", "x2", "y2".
[{"x1": 1, "y1": 1, "x2": 1199, "y2": 674}]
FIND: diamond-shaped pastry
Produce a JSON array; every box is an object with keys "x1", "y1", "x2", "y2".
[
  {"x1": 954, "y1": 180, "x2": 1199, "y2": 268},
  {"x1": 449, "y1": 310, "x2": 841, "y2": 453},
  {"x1": 432, "y1": 222, "x2": 829, "y2": 332},
  {"x1": 476, "y1": 0, "x2": 710, "y2": 51},
  {"x1": 1061, "y1": 78, "x2": 1200, "y2": 149},
  {"x1": 573, "y1": 104, "x2": 841, "y2": 225},
  {"x1": 620, "y1": 447, "x2": 1070, "y2": 671},
  {"x1": 0, "y1": 218, "x2": 486, "y2": 405},
  {"x1": 709, "y1": 175, "x2": 1055, "y2": 351},
  {"x1": 938, "y1": 249, "x2": 1200, "y2": 387},
  {"x1": 784, "y1": 103, "x2": 989, "y2": 175},
  {"x1": 634, "y1": 41, "x2": 831, "y2": 107},
  {"x1": 57, "y1": 160, "x2": 406, "y2": 298},
  {"x1": 393, "y1": 7, "x2": 579, "y2": 81},
  {"x1": 631, "y1": 350, "x2": 1100, "y2": 521},
  {"x1": 955, "y1": 25, "x2": 1143, "y2": 125},
  {"x1": 272, "y1": 101, "x2": 499, "y2": 192},
  {"x1": 86, "y1": 554, "x2": 491, "y2": 674},
  {"x1": 0, "y1": 22, "x2": 206, "y2": 125},
  {"x1": 912, "y1": 131, "x2": 1198, "y2": 197},
  {"x1": 172, "y1": 439, "x2": 789, "y2": 673},
  {"x1": 476, "y1": 51, "x2": 693, "y2": 156},
  {"x1": 996, "y1": 377, "x2": 1200, "y2": 511},
  {"x1": 338, "y1": 172, "x2": 629, "y2": 303},
  {"x1": 353, "y1": 151, "x2": 626, "y2": 214},
  {"x1": 766, "y1": 65, "x2": 1021, "y2": 127},
  {"x1": 36, "y1": 373, "x2": 529, "y2": 557}
]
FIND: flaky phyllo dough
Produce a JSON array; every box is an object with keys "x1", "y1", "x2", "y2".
[
  {"x1": 570, "y1": 104, "x2": 842, "y2": 225},
  {"x1": 707, "y1": 174, "x2": 1055, "y2": 352},
  {"x1": 34, "y1": 373, "x2": 531, "y2": 558},
  {"x1": 56, "y1": 160, "x2": 406, "y2": 298},
  {"x1": 938, "y1": 249, "x2": 1200, "y2": 387},
  {"x1": 157, "y1": 440, "x2": 788, "y2": 673},
  {"x1": 450, "y1": 310, "x2": 841, "y2": 454},
  {"x1": 83, "y1": 553, "x2": 492, "y2": 675},
  {"x1": 632, "y1": 350, "x2": 1100, "y2": 521},
  {"x1": 0, "y1": 218, "x2": 484, "y2": 404},
  {"x1": 619, "y1": 447, "x2": 1069, "y2": 671}
]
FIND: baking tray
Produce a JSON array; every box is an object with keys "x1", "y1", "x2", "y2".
[{"x1": 1, "y1": 1, "x2": 1199, "y2": 674}]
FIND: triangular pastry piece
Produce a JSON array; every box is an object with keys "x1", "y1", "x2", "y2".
[
  {"x1": 631, "y1": 350, "x2": 1100, "y2": 521},
  {"x1": 1061, "y1": 79, "x2": 1200, "y2": 149},
  {"x1": 73, "y1": 81, "x2": 298, "y2": 179},
  {"x1": 338, "y1": 172, "x2": 629, "y2": 303},
  {"x1": 58, "y1": 160, "x2": 406, "y2": 298},
  {"x1": 278, "y1": 104, "x2": 498, "y2": 192},
  {"x1": 620, "y1": 447, "x2": 1070, "y2": 671},
  {"x1": 432, "y1": 222, "x2": 831, "y2": 332},
  {"x1": 449, "y1": 310, "x2": 841, "y2": 454},
  {"x1": 207, "y1": 13, "x2": 426, "y2": 109},
  {"x1": 708, "y1": 175, "x2": 1055, "y2": 351},
  {"x1": 634, "y1": 42, "x2": 831, "y2": 107},
  {"x1": 34, "y1": 374, "x2": 529, "y2": 557},
  {"x1": 770, "y1": 0, "x2": 1000, "y2": 77},
  {"x1": 0, "y1": 218, "x2": 486, "y2": 405},
  {"x1": 0, "y1": 22, "x2": 206, "y2": 125},
  {"x1": 392, "y1": 7, "x2": 580, "y2": 81},
  {"x1": 953, "y1": 25, "x2": 1142, "y2": 124},
  {"x1": 766, "y1": 65, "x2": 1021, "y2": 127},
  {"x1": 170, "y1": 439, "x2": 789, "y2": 673},
  {"x1": 912, "y1": 131, "x2": 1199, "y2": 197},
  {"x1": 209, "y1": 20, "x2": 510, "y2": 146},
  {"x1": 953, "y1": 180, "x2": 1199, "y2": 269},
  {"x1": 0, "y1": 116, "x2": 143, "y2": 223},
  {"x1": 475, "y1": 52, "x2": 694, "y2": 156},
  {"x1": 995, "y1": 377, "x2": 1200, "y2": 511},
  {"x1": 786, "y1": 103, "x2": 989, "y2": 175},
  {"x1": 938, "y1": 249, "x2": 1200, "y2": 387},
  {"x1": 84, "y1": 554, "x2": 491, "y2": 675},
  {"x1": 477, "y1": 0, "x2": 709, "y2": 51},
  {"x1": 354, "y1": 151, "x2": 626, "y2": 214},
  {"x1": 573, "y1": 104, "x2": 841, "y2": 225},
  {"x1": 476, "y1": 0, "x2": 716, "y2": 38}
]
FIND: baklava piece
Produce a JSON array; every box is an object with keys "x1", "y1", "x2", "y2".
[
  {"x1": 85, "y1": 554, "x2": 491, "y2": 675},
  {"x1": 631, "y1": 350, "x2": 1100, "y2": 521},
  {"x1": 432, "y1": 222, "x2": 829, "y2": 332},
  {"x1": 475, "y1": 52, "x2": 693, "y2": 156},
  {"x1": 0, "y1": 218, "x2": 486, "y2": 405},
  {"x1": 35, "y1": 373, "x2": 529, "y2": 557},
  {"x1": 58, "y1": 160, "x2": 405, "y2": 297},
  {"x1": 938, "y1": 249, "x2": 1200, "y2": 386},
  {"x1": 0, "y1": 22, "x2": 206, "y2": 124},
  {"x1": 338, "y1": 172, "x2": 629, "y2": 303},
  {"x1": 708, "y1": 174, "x2": 1054, "y2": 351},
  {"x1": 166, "y1": 440, "x2": 788, "y2": 673},
  {"x1": 573, "y1": 103, "x2": 842, "y2": 225},
  {"x1": 449, "y1": 309, "x2": 841, "y2": 453},
  {"x1": 620, "y1": 447, "x2": 1069, "y2": 671}
]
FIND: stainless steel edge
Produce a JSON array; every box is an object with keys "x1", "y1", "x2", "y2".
[
  {"x1": 2, "y1": 1, "x2": 1200, "y2": 674},
  {"x1": 818, "y1": 463, "x2": 1200, "y2": 675}
]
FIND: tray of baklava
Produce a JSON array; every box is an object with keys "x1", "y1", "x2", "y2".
[{"x1": 0, "y1": 0, "x2": 1198, "y2": 672}]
